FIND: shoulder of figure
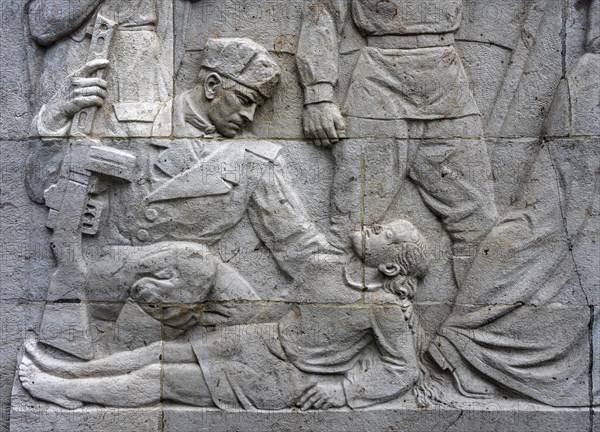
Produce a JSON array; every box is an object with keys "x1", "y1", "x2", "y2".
[
  {"x1": 173, "y1": 89, "x2": 193, "y2": 106},
  {"x1": 152, "y1": 96, "x2": 174, "y2": 128},
  {"x1": 243, "y1": 140, "x2": 282, "y2": 163}
]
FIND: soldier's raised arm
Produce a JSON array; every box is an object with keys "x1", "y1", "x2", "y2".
[
  {"x1": 296, "y1": 0, "x2": 350, "y2": 148},
  {"x1": 27, "y1": 0, "x2": 104, "y2": 47}
]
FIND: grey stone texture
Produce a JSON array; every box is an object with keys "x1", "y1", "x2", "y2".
[{"x1": 1, "y1": 0, "x2": 598, "y2": 431}]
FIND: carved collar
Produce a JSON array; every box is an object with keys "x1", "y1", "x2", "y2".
[
  {"x1": 343, "y1": 255, "x2": 385, "y2": 292},
  {"x1": 179, "y1": 91, "x2": 219, "y2": 138}
]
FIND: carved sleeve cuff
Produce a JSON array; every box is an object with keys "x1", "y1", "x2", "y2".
[
  {"x1": 343, "y1": 378, "x2": 368, "y2": 409},
  {"x1": 33, "y1": 105, "x2": 71, "y2": 138},
  {"x1": 303, "y1": 83, "x2": 335, "y2": 105}
]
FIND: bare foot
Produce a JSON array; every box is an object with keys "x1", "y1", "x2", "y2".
[
  {"x1": 23, "y1": 337, "x2": 82, "y2": 378},
  {"x1": 19, "y1": 356, "x2": 83, "y2": 410}
]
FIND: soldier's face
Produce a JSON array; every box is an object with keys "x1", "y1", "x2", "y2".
[{"x1": 207, "y1": 82, "x2": 261, "y2": 137}]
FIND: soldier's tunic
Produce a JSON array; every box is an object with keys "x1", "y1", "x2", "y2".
[
  {"x1": 84, "y1": 136, "x2": 341, "y2": 349},
  {"x1": 86, "y1": 135, "x2": 337, "y2": 318},
  {"x1": 108, "y1": 138, "x2": 330, "y2": 266},
  {"x1": 297, "y1": 0, "x2": 478, "y2": 120}
]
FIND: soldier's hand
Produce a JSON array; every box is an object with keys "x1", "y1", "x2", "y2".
[
  {"x1": 130, "y1": 276, "x2": 175, "y2": 305},
  {"x1": 302, "y1": 102, "x2": 346, "y2": 148},
  {"x1": 198, "y1": 303, "x2": 236, "y2": 326},
  {"x1": 44, "y1": 59, "x2": 109, "y2": 130},
  {"x1": 160, "y1": 305, "x2": 200, "y2": 330}
]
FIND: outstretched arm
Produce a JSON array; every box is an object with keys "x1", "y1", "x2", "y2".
[
  {"x1": 248, "y1": 154, "x2": 344, "y2": 279},
  {"x1": 27, "y1": 0, "x2": 104, "y2": 46},
  {"x1": 296, "y1": 0, "x2": 349, "y2": 147}
]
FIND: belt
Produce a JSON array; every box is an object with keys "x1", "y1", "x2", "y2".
[{"x1": 367, "y1": 33, "x2": 454, "y2": 49}]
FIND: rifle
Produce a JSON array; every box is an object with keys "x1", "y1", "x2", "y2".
[{"x1": 39, "y1": 14, "x2": 137, "y2": 359}]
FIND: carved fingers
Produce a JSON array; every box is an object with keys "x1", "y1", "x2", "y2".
[
  {"x1": 47, "y1": 59, "x2": 110, "y2": 123},
  {"x1": 131, "y1": 277, "x2": 175, "y2": 304},
  {"x1": 65, "y1": 60, "x2": 109, "y2": 114},
  {"x1": 160, "y1": 306, "x2": 199, "y2": 330},
  {"x1": 331, "y1": 106, "x2": 347, "y2": 139},
  {"x1": 297, "y1": 384, "x2": 320, "y2": 410},
  {"x1": 72, "y1": 78, "x2": 108, "y2": 98},
  {"x1": 297, "y1": 381, "x2": 346, "y2": 410},
  {"x1": 302, "y1": 102, "x2": 346, "y2": 148},
  {"x1": 77, "y1": 59, "x2": 110, "y2": 77},
  {"x1": 131, "y1": 277, "x2": 199, "y2": 329},
  {"x1": 203, "y1": 303, "x2": 235, "y2": 319}
]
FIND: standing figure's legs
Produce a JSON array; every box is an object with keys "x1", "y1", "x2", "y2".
[
  {"x1": 408, "y1": 115, "x2": 499, "y2": 397},
  {"x1": 330, "y1": 114, "x2": 496, "y2": 283},
  {"x1": 330, "y1": 112, "x2": 497, "y2": 398},
  {"x1": 330, "y1": 117, "x2": 410, "y2": 250},
  {"x1": 407, "y1": 115, "x2": 497, "y2": 286}
]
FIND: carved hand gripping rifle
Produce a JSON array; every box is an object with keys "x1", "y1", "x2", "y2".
[{"x1": 40, "y1": 14, "x2": 137, "y2": 360}]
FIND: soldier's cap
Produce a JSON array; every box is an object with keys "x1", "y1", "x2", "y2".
[{"x1": 202, "y1": 38, "x2": 281, "y2": 100}]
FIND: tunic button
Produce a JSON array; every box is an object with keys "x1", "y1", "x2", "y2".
[
  {"x1": 136, "y1": 229, "x2": 150, "y2": 242},
  {"x1": 144, "y1": 208, "x2": 158, "y2": 222}
]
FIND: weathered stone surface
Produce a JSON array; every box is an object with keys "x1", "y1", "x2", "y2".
[
  {"x1": 594, "y1": 307, "x2": 600, "y2": 406},
  {"x1": 9, "y1": 399, "x2": 594, "y2": 432},
  {"x1": 1, "y1": 1, "x2": 598, "y2": 431}
]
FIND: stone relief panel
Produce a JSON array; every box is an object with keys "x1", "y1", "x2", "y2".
[
  {"x1": 26, "y1": 0, "x2": 180, "y2": 139},
  {"x1": 1, "y1": 0, "x2": 598, "y2": 431}
]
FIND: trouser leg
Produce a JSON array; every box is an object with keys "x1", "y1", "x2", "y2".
[
  {"x1": 330, "y1": 117, "x2": 409, "y2": 250},
  {"x1": 62, "y1": 364, "x2": 162, "y2": 407},
  {"x1": 408, "y1": 116, "x2": 497, "y2": 286},
  {"x1": 61, "y1": 358, "x2": 212, "y2": 408},
  {"x1": 162, "y1": 327, "x2": 214, "y2": 407},
  {"x1": 162, "y1": 363, "x2": 215, "y2": 407},
  {"x1": 330, "y1": 137, "x2": 364, "y2": 250},
  {"x1": 331, "y1": 115, "x2": 496, "y2": 286}
]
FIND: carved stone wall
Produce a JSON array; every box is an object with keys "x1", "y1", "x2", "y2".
[{"x1": 0, "y1": 1, "x2": 598, "y2": 431}]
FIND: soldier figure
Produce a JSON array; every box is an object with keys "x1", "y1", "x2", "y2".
[
  {"x1": 296, "y1": 0, "x2": 499, "y2": 398},
  {"x1": 296, "y1": 0, "x2": 497, "y2": 287},
  {"x1": 35, "y1": 38, "x2": 341, "y2": 358}
]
